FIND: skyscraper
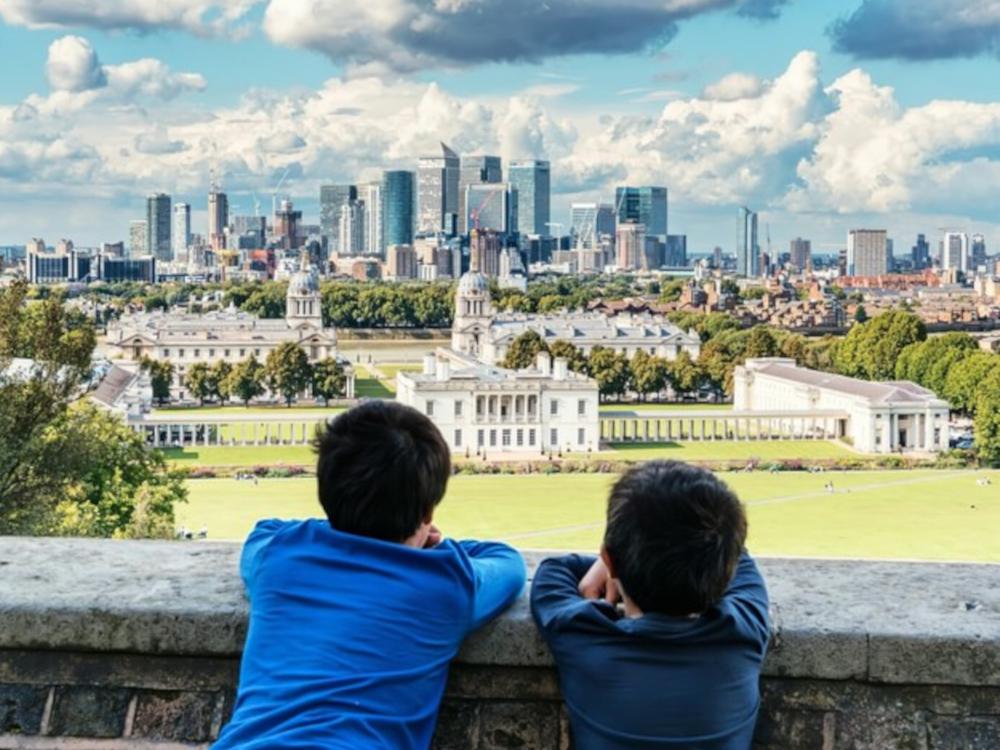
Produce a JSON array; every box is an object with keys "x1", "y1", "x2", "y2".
[
  {"x1": 469, "y1": 229, "x2": 502, "y2": 277},
  {"x1": 508, "y1": 160, "x2": 550, "y2": 237},
  {"x1": 465, "y1": 183, "x2": 517, "y2": 235},
  {"x1": 790, "y1": 237, "x2": 812, "y2": 271},
  {"x1": 666, "y1": 235, "x2": 688, "y2": 267},
  {"x1": 616, "y1": 222, "x2": 646, "y2": 271},
  {"x1": 847, "y1": 229, "x2": 889, "y2": 277},
  {"x1": 338, "y1": 201, "x2": 366, "y2": 255},
  {"x1": 615, "y1": 186, "x2": 667, "y2": 241},
  {"x1": 172, "y1": 203, "x2": 191, "y2": 259},
  {"x1": 146, "y1": 193, "x2": 172, "y2": 262},
  {"x1": 275, "y1": 200, "x2": 302, "y2": 250},
  {"x1": 360, "y1": 182, "x2": 383, "y2": 256},
  {"x1": 911, "y1": 234, "x2": 930, "y2": 270},
  {"x1": 458, "y1": 155, "x2": 502, "y2": 234},
  {"x1": 736, "y1": 207, "x2": 759, "y2": 277},
  {"x1": 129, "y1": 220, "x2": 147, "y2": 256},
  {"x1": 570, "y1": 203, "x2": 616, "y2": 250},
  {"x1": 972, "y1": 233, "x2": 987, "y2": 271},
  {"x1": 382, "y1": 170, "x2": 416, "y2": 248},
  {"x1": 941, "y1": 232, "x2": 969, "y2": 273},
  {"x1": 417, "y1": 143, "x2": 460, "y2": 235},
  {"x1": 320, "y1": 184, "x2": 357, "y2": 251},
  {"x1": 208, "y1": 190, "x2": 228, "y2": 251}
]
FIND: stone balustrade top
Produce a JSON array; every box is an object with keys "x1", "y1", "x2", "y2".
[{"x1": 0, "y1": 537, "x2": 997, "y2": 687}]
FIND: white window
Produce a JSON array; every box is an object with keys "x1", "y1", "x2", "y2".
[
  {"x1": 550, "y1": 428, "x2": 558, "y2": 446},
  {"x1": 516, "y1": 429, "x2": 524, "y2": 447},
  {"x1": 178, "y1": 349, "x2": 185, "y2": 358},
  {"x1": 224, "y1": 349, "x2": 230, "y2": 358},
  {"x1": 578, "y1": 428, "x2": 585, "y2": 445},
  {"x1": 578, "y1": 399, "x2": 586, "y2": 416},
  {"x1": 208, "y1": 349, "x2": 215, "y2": 357},
  {"x1": 478, "y1": 429, "x2": 485, "y2": 447},
  {"x1": 426, "y1": 400, "x2": 435, "y2": 417},
  {"x1": 550, "y1": 399, "x2": 559, "y2": 416},
  {"x1": 454, "y1": 429, "x2": 462, "y2": 448},
  {"x1": 194, "y1": 349, "x2": 200, "y2": 358},
  {"x1": 162, "y1": 349, "x2": 170, "y2": 358},
  {"x1": 502, "y1": 430, "x2": 511, "y2": 447},
  {"x1": 454, "y1": 401, "x2": 463, "y2": 417},
  {"x1": 239, "y1": 349, "x2": 246, "y2": 357},
  {"x1": 528, "y1": 429, "x2": 536, "y2": 446},
  {"x1": 490, "y1": 430, "x2": 497, "y2": 447}
]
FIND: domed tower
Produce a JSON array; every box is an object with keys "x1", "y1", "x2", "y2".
[
  {"x1": 452, "y1": 271, "x2": 494, "y2": 359},
  {"x1": 285, "y1": 253, "x2": 323, "y2": 330}
]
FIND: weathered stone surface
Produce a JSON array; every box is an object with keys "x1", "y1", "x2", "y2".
[
  {"x1": 47, "y1": 686, "x2": 131, "y2": 738},
  {"x1": 929, "y1": 718, "x2": 1000, "y2": 750},
  {"x1": 476, "y1": 702, "x2": 560, "y2": 749},
  {"x1": 131, "y1": 690, "x2": 218, "y2": 742},
  {"x1": 433, "y1": 700, "x2": 480, "y2": 750},
  {"x1": 445, "y1": 666, "x2": 560, "y2": 701},
  {"x1": 0, "y1": 685, "x2": 47, "y2": 735}
]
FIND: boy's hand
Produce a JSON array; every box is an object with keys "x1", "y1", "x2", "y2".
[
  {"x1": 579, "y1": 558, "x2": 620, "y2": 604},
  {"x1": 423, "y1": 525, "x2": 443, "y2": 548}
]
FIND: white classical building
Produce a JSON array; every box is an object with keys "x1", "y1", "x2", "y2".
[
  {"x1": 107, "y1": 258, "x2": 354, "y2": 401},
  {"x1": 451, "y1": 272, "x2": 701, "y2": 365},
  {"x1": 396, "y1": 348, "x2": 600, "y2": 454},
  {"x1": 733, "y1": 358, "x2": 950, "y2": 454}
]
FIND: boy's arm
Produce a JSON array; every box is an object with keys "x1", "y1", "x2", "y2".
[
  {"x1": 457, "y1": 541, "x2": 527, "y2": 631},
  {"x1": 529, "y1": 554, "x2": 597, "y2": 633},
  {"x1": 724, "y1": 551, "x2": 771, "y2": 647},
  {"x1": 239, "y1": 519, "x2": 284, "y2": 591}
]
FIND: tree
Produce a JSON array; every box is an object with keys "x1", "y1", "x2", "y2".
[
  {"x1": 548, "y1": 340, "x2": 588, "y2": 373},
  {"x1": 974, "y1": 367, "x2": 1000, "y2": 465},
  {"x1": 629, "y1": 351, "x2": 669, "y2": 401},
  {"x1": 670, "y1": 351, "x2": 703, "y2": 397},
  {"x1": 853, "y1": 304, "x2": 869, "y2": 324},
  {"x1": 744, "y1": 326, "x2": 780, "y2": 359},
  {"x1": 141, "y1": 358, "x2": 174, "y2": 405},
  {"x1": 225, "y1": 356, "x2": 266, "y2": 407},
  {"x1": 266, "y1": 343, "x2": 313, "y2": 406},
  {"x1": 312, "y1": 358, "x2": 347, "y2": 404},
  {"x1": 944, "y1": 352, "x2": 1000, "y2": 414},
  {"x1": 185, "y1": 363, "x2": 214, "y2": 405},
  {"x1": 834, "y1": 310, "x2": 926, "y2": 380},
  {"x1": 587, "y1": 347, "x2": 630, "y2": 401},
  {"x1": 210, "y1": 360, "x2": 233, "y2": 404},
  {"x1": 501, "y1": 330, "x2": 550, "y2": 370}
]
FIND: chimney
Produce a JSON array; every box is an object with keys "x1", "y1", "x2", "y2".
[
  {"x1": 553, "y1": 357, "x2": 568, "y2": 381},
  {"x1": 536, "y1": 351, "x2": 551, "y2": 376},
  {"x1": 436, "y1": 357, "x2": 451, "y2": 381},
  {"x1": 423, "y1": 354, "x2": 436, "y2": 375}
]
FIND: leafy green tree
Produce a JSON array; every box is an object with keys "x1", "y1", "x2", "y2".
[
  {"x1": 266, "y1": 343, "x2": 313, "y2": 406},
  {"x1": 226, "y1": 356, "x2": 266, "y2": 407},
  {"x1": 670, "y1": 351, "x2": 703, "y2": 397},
  {"x1": 629, "y1": 351, "x2": 670, "y2": 401},
  {"x1": 140, "y1": 358, "x2": 174, "y2": 405},
  {"x1": 587, "y1": 347, "x2": 630, "y2": 401},
  {"x1": 744, "y1": 326, "x2": 781, "y2": 359},
  {"x1": 895, "y1": 333, "x2": 977, "y2": 385},
  {"x1": 944, "y1": 351, "x2": 1000, "y2": 414},
  {"x1": 853, "y1": 304, "x2": 869, "y2": 323},
  {"x1": 502, "y1": 330, "x2": 550, "y2": 370},
  {"x1": 548, "y1": 340, "x2": 588, "y2": 373},
  {"x1": 974, "y1": 367, "x2": 1000, "y2": 465},
  {"x1": 210, "y1": 360, "x2": 233, "y2": 404},
  {"x1": 185, "y1": 362, "x2": 214, "y2": 405},
  {"x1": 312, "y1": 358, "x2": 347, "y2": 403},
  {"x1": 835, "y1": 310, "x2": 926, "y2": 380}
]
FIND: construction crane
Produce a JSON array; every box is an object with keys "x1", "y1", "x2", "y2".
[
  {"x1": 468, "y1": 187, "x2": 503, "y2": 232},
  {"x1": 270, "y1": 166, "x2": 292, "y2": 226}
]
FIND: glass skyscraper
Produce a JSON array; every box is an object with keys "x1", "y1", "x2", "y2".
[
  {"x1": 458, "y1": 155, "x2": 502, "y2": 235},
  {"x1": 465, "y1": 183, "x2": 517, "y2": 235},
  {"x1": 615, "y1": 186, "x2": 668, "y2": 241},
  {"x1": 417, "y1": 143, "x2": 460, "y2": 235},
  {"x1": 382, "y1": 170, "x2": 416, "y2": 248},
  {"x1": 570, "y1": 202, "x2": 615, "y2": 249},
  {"x1": 737, "y1": 206, "x2": 760, "y2": 278},
  {"x1": 508, "y1": 160, "x2": 550, "y2": 238},
  {"x1": 320, "y1": 184, "x2": 358, "y2": 252},
  {"x1": 146, "y1": 193, "x2": 172, "y2": 262}
]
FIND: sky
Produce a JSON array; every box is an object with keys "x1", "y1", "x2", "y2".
[{"x1": 3, "y1": 0, "x2": 1000, "y2": 255}]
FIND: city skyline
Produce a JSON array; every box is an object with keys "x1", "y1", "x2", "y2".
[{"x1": 4, "y1": 1, "x2": 1000, "y2": 250}]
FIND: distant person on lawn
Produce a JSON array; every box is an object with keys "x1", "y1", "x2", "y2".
[
  {"x1": 531, "y1": 460, "x2": 770, "y2": 750},
  {"x1": 214, "y1": 401, "x2": 526, "y2": 750}
]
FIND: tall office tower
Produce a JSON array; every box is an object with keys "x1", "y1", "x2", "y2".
[
  {"x1": 382, "y1": 170, "x2": 416, "y2": 248},
  {"x1": 385, "y1": 244, "x2": 418, "y2": 280},
  {"x1": 100, "y1": 241, "x2": 125, "y2": 257},
  {"x1": 230, "y1": 215, "x2": 267, "y2": 247},
  {"x1": 941, "y1": 232, "x2": 970, "y2": 273},
  {"x1": 208, "y1": 190, "x2": 228, "y2": 251},
  {"x1": 570, "y1": 203, "x2": 615, "y2": 249},
  {"x1": 508, "y1": 160, "x2": 550, "y2": 238},
  {"x1": 26, "y1": 238, "x2": 45, "y2": 255},
  {"x1": 417, "y1": 143, "x2": 460, "y2": 234},
  {"x1": 616, "y1": 222, "x2": 646, "y2": 271},
  {"x1": 320, "y1": 184, "x2": 357, "y2": 251},
  {"x1": 972, "y1": 233, "x2": 987, "y2": 271},
  {"x1": 790, "y1": 237, "x2": 812, "y2": 272},
  {"x1": 465, "y1": 183, "x2": 517, "y2": 235},
  {"x1": 338, "y1": 200, "x2": 366, "y2": 255},
  {"x1": 615, "y1": 186, "x2": 668, "y2": 241},
  {"x1": 172, "y1": 203, "x2": 191, "y2": 259},
  {"x1": 666, "y1": 235, "x2": 688, "y2": 267},
  {"x1": 469, "y1": 229, "x2": 502, "y2": 277},
  {"x1": 360, "y1": 182, "x2": 383, "y2": 256},
  {"x1": 911, "y1": 234, "x2": 931, "y2": 270},
  {"x1": 846, "y1": 229, "x2": 889, "y2": 277},
  {"x1": 274, "y1": 199, "x2": 303, "y2": 250},
  {"x1": 712, "y1": 246, "x2": 723, "y2": 268},
  {"x1": 458, "y1": 155, "x2": 502, "y2": 234},
  {"x1": 145, "y1": 193, "x2": 172, "y2": 262},
  {"x1": 129, "y1": 221, "x2": 147, "y2": 255},
  {"x1": 736, "y1": 207, "x2": 759, "y2": 277}
]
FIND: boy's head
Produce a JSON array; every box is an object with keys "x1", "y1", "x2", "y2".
[
  {"x1": 602, "y1": 461, "x2": 746, "y2": 617},
  {"x1": 315, "y1": 401, "x2": 451, "y2": 543}
]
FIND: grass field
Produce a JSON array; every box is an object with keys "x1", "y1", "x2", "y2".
[
  {"x1": 176, "y1": 470, "x2": 1000, "y2": 561},
  {"x1": 599, "y1": 403, "x2": 732, "y2": 412},
  {"x1": 162, "y1": 440, "x2": 855, "y2": 467}
]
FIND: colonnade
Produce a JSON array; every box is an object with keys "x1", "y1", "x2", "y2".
[
  {"x1": 598, "y1": 413, "x2": 845, "y2": 443},
  {"x1": 136, "y1": 420, "x2": 325, "y2": 448}
]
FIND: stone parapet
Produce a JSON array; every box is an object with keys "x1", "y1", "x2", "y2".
[{"x1": 0, "y1": 538, "x2": 998, "y2": 748}]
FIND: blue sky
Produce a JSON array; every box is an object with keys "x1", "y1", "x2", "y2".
[{"x1": 2, "y1": 0, "x2": 1000, "y2": 253}]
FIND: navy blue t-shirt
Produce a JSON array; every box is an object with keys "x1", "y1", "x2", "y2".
[
  {"x1": 531, "y1": 552, "x2": 769, "y2": 750},
  {"x1": 213, "y1": 519, "x2": 526, "y2": 750}
]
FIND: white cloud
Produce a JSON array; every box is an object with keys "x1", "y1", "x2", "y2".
[
  {"x1": 46, "y1": 35, "x2": 107, "y2": 92},
  {"x1": 701, "y1": 72, "x2": 763, "y2": 101}
]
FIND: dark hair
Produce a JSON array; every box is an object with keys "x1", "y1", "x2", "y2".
[
  {"x1": 603, "y1": 460, "x2": 746, "y2": 616},
  {"x1": 314, "y1": 401, "x2": 451, "y2": 542}
]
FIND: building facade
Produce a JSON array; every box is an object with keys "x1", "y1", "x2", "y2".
[
  {"x1": 146, "y1": 194, "x2": 172, "y2": 262},
  {"x1": 737, "y1": 206, "x2": 759, "y2": 278},
  {"x1": 320, "y1": 184, "x2": 357, "y2": 251},
  {"x1": 616, "y1": 222, "x2": 645, "y2": 270},
  {"x1": 570, "y1": 202, "x2": 615, "y2": 250},
  {"x1": 458, "y1": 155, "x2": 502, "y2": 235},
  {"x1": 207, "y1": 191, "x2": 228, "y2": 251},
  {"x1": 941, "y1": 232, "x2": 970, "y2": 274},
  {"x1": 338, "y1": 201, "x2": 365, "y2": 255},
  {"x1": 466, "y1": 183, "x2": 516, "y2": 236},
  {"x1": 734, "y1": 358, "x2": 949, "y2": 454},
  {"x1": 417, "y1": 143, "x2": 460, "y2": 235},
  {"x1": 615, "y1": 187, "x2": 667, "y2": 241},
  {"x1": 397, "y1": 348, "x2": 600, "y2": 454},
  {"x1": 790, "y1": 237, "x2": 812, "y2": 272},
  {"x1": 172, "y1": 203, "x2": 191, "y2": 259},
  {"x1": 383, "y1": 170, "x2": 415, "y2": 247},
  {"x1": 508, "y1": 160, "x2": 550, "y2": 238},
  {"x1": 847, "y1": 229, "x2": 889, "y2": 278}
]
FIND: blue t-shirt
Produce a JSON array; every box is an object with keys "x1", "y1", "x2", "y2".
[
  {"x1": 530, "y1": 552, "x2": 769, "y2": 750},
  {"x1": 214, "y1": 519, "x2": 526, "y2": 750}
]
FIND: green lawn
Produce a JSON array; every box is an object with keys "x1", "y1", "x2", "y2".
[
  {"x1": 161, "y1": 439, "x2": 855, "y2": 468},
  {"x1": 377, "y1": 363, "x2": 423, "y2": 379},
  {"x1": 600, "y1": 403, "x2": 732, "y2": 412},
  {"x1": 355, "y1": 378, "x2": 394, "y2": 398},
  {"x1": 177, "y1": 470, "x2": 1000, "y2": 561},
  {"x1": 155, "y1": 405, "x2": 342, "y2": 417}
]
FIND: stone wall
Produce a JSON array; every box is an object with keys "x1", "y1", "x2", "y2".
[{"x1": 0, "y1": 538, "x2": 998, "y2": 749}]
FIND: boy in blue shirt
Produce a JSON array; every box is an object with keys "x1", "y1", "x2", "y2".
[
  {"x1": 531, "y1": 460, "x2": 770, "y2": 750},
  {"x1": 214, "y1": 401, "x2": 526, "y2": 750}
]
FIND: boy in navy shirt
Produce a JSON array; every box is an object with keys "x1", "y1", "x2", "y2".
[
  {"x1": 214, "y1": 402, "x2": 526, "y2": 750},
  {"x1": 531, "y1": 460, "x2": 770, "y2": 750}
]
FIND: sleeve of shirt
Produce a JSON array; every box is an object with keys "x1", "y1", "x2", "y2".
[
  {"x1": 723, "y1": 551, "x2": 771, "y2": 649},
  {"x1": 529, "y1": 554, "x2": 598, "y2": 634},
  {"x1": 457, "y1": 541, "x2": 527, "y2": 632},
  {"x1": 239, "y1": 519, "x2": 285, "y2": 592}
]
